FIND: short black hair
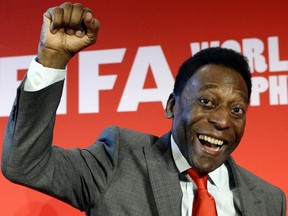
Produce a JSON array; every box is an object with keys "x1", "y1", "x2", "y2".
[{"x1": 173, "y1": 47, "x2": 252, "y2": 102}]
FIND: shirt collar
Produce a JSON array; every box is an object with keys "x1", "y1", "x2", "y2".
[{"x1": 171, "y1": 135, "x2": 228, "y2": 188}]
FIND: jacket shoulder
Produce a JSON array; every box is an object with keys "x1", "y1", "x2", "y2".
[
  {"x1": 98, "y1": 126, "x2": 160, "y2": 147},
  {"x1": 238, "y1": 165, "x2": 281, "y2": 190}
]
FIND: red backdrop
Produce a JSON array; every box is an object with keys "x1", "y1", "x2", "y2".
[{"x1": 0, "y1": 0, "x2": 287, "y2": 215}]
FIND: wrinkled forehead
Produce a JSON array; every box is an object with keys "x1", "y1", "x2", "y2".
[
  {"x1": 184, "y1": 64, "x2": 249, "y2": 98},
  {"x1": 190, "y1": 64, "x2": 245, "y2": 84}
]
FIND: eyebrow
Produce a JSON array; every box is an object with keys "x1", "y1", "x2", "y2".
[{"x1": 199, "y1": 83, "x2": 218, "y2": 91}]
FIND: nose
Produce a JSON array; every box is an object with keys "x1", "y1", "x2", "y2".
[{"x1": 208, "y1": 107, "x2": 231, "y2": 130}]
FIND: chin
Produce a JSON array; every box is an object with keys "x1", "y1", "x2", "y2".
[{"x1": 193, "y1": 158, "x2": 224, "y2": 174}]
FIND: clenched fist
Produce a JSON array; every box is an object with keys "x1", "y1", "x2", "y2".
[{"x1": 37, "y1": 2, "x2": 100, "y2": 69}]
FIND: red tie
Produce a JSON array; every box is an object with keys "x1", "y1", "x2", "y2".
[{"x1": 187, "y1": 169, "x2": 218, "y2": 216}]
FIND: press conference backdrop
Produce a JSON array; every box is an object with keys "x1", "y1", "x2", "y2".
[{"x1": 0, "y1": 0, "x2": 287, "y2": 215}]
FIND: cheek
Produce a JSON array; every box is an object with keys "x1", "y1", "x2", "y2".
[
  {"x1": 226, "y1": 121, "x2": 246, "y2": 154},
  {"x1": 184, "y1": 105, "x2": 204, "y2": 122},
  {"x1": 172, "y1": 106, "x2": 201, "y2": 149},
  {"x1": 234, "y1": 120, "x2": 246, "y2": 140}
]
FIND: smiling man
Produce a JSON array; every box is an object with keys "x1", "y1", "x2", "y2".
[
  {"x1": 1, "y1": 2, "x2": 286, "y2": 216},
  {"x1": 166, "y1": 55, "x2": 251, "y2": 175}
]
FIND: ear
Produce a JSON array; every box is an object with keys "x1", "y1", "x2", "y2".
[{"x1": 165, "y1": 93, "x2": 175, "y2": 119}]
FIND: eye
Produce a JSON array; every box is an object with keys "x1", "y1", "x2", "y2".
[
  {"x1": 231, "y1": 107, "x2": 246, "y2": 117},
  {"x1": 198, "y1": 97, "x2": 215, "y2": 108}
]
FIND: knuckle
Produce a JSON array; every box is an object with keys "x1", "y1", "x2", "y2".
[
  {"x1": 60, "y1": 2, "x2": 73, "y2": 8},
  {"x1": 50, "y1": 7, "x2": 63, "y2": 28},
  {"x1": 73, "y1": 3, "x2": 84, "y2": 9}
]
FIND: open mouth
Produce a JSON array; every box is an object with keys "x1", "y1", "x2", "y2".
[{"x1": 197, "y1": 134, "x2": 227, "y2": 152}]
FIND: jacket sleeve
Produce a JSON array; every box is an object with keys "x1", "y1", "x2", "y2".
[
  {"x1": 1, "y1": 80, "x2": 114, "y2": 211},
  {"x1": 281, "y1": 189, "x2": 287, "y2": 216}
]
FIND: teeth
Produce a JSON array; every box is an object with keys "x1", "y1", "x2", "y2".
[
  {"x1": 215, "y1": 146, "x2": 221, "y2": 151},
  {"x1": 198, "y1": 134, "x2": 224, "y2": 146}
]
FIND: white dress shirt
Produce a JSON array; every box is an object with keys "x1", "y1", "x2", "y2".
[
  {"x1": 24, "y1": 59, "x2": 66, "y2": 91},
  {"x1": 24, "y1": 59, "x2": 239, "y2": 216}
]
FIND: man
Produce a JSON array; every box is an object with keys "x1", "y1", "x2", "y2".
[{"x1": 1, "y1": 2, "x2": 286, "y2": 216}]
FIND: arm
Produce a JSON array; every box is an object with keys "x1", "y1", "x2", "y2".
[{"x1": 1, "y1": 2, "x2": 103, "y2": 211}]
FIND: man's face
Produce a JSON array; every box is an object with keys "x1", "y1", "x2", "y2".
[{"x1": 166, "y1": 64, "x2": 249, "y2": 174}]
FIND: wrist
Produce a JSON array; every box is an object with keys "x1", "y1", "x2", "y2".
[{"x1": 37, "y1": 46, "x2": 71, "y2": 69}]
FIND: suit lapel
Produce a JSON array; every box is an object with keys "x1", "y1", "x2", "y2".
[
  {"x1": 143, "y1": 133, "x2": 182, "y2": 216},
  {"x1": 232, "y1": 187, "x2": 264, "y2": 216},
  {"x1": 227, "y1": 158, "x2": 265, "y2": 216}
]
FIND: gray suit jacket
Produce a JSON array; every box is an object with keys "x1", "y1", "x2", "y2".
[{"x1": 2, "y1": 80, "x2": 286, "y2": 216}]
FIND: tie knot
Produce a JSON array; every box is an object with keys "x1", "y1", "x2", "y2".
[{"x1": 187, "y1": 168, "x2": 208, "y2": 190}]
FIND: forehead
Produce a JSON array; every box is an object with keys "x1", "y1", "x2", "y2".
[{"x1": 184, "y1": 64, "x2": 248, "y2": 100}]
